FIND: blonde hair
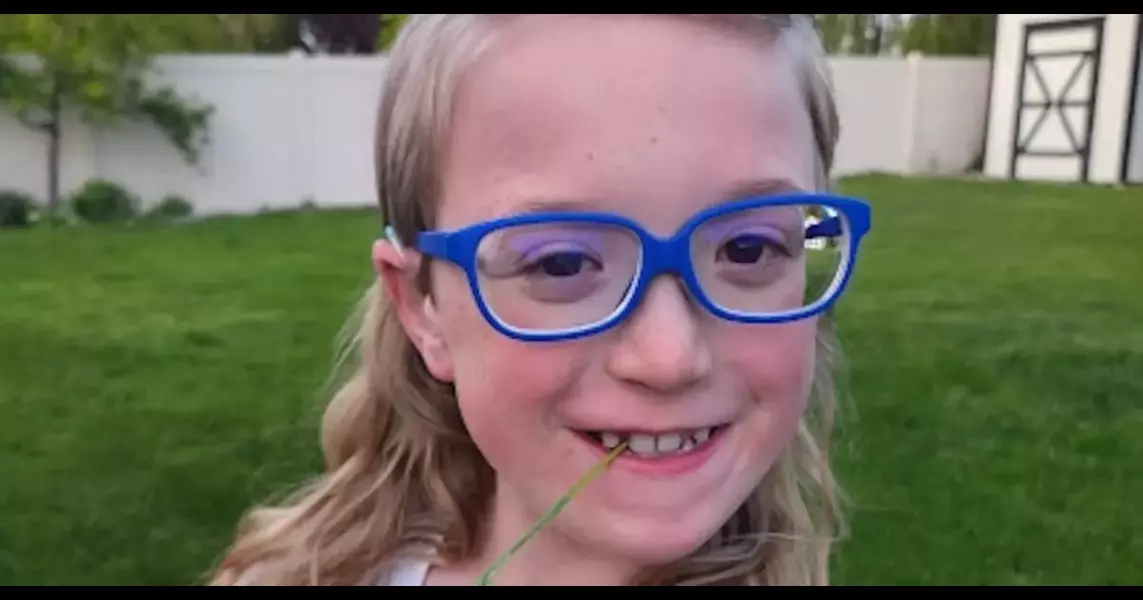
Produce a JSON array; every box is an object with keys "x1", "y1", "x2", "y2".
[{"x1": 210, "y1": 14, "x2": 847, "y2": 586}]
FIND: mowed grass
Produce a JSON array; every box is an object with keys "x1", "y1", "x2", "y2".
[{"x1": 0, "y1": 175, "x2": 1140, "y2": 585}]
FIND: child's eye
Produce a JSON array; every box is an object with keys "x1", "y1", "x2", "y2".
[
  {"x1": 522, "y1": 249, "x2": 603, "y2": 277},
  {"x1": 715, "y1": 233, "x2": 788, "y2": 264}
]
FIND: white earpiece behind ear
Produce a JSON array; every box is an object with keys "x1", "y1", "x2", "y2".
[{"x1": 384, "y1": 225, "x2": 407, "y2": 258}]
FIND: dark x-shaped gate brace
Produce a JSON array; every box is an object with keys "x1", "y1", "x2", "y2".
[
  {"x1": 1017, "y1": 54, "x2": 1092, "y2": 154},
  {"x1": 1010, "y1": 17, "x2": 1104, "y2": 181}
]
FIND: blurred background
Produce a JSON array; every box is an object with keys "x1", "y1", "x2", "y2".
[{"x1": 0, "y1": 13, "x2": 1140, "y2": 585}]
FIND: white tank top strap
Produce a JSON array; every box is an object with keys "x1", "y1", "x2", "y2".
[{"x1": 382, "y1": 557, "x2": 431, "y2": 586}]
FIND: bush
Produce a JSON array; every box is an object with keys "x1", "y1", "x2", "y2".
[
  {"x1": 69, "y1": 180, "x2": 140, "y2": 224},
  {"x1": 0, "y1": 189, "x2": 38, "y2": 229},
  {"x1": 379, "y1": 14, "x2": 410, "y2": 51},
  {"x1": 146, "y1": 194, "x2": 195, "y2": 222}
]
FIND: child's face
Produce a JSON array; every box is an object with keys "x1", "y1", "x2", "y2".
[{"x1": 417, "y1": 16, "x2": 818, "y2": 572}]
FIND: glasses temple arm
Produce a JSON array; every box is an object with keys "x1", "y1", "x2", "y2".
[{"x1": 805, "y1": 216, "x2": 842, "y2": 240}]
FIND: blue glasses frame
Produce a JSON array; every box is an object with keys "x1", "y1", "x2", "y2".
[{"x1": 389, "y1": 193, "x2": 871, "y2": 342}]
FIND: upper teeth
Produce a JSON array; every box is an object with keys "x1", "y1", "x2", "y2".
[{"x1": 598, "y1": 427, "x2": 715, "y2": 456}]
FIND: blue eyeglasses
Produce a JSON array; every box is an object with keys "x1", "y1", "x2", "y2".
[{"x1": 387, "y1": 193, "x2": 871, "y2": 342}]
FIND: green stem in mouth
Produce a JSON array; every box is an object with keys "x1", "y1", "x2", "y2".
[{"x1": 474, "y1": 441, "x2": 628, "y2": 586}]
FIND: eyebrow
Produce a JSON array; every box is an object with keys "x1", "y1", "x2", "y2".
[
  {"x1": 500, "y1": 177, "x2": 808, "y2": 218},
  {"x1": 508, "y1": 198, "x2": 604, "y2": 216},
  {"x1": 717, "y1": 177, "x2": 807, "y2": 202}
]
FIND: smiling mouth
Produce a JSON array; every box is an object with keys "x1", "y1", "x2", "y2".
[{"x1": 579, "y1": 425, "x2": 729, "y2": 458}]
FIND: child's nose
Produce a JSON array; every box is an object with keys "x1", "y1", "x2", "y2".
[{"x1": 604, "y1": 278, "x2": 713, "y2": 395}]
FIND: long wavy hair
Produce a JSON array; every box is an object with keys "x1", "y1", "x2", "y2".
[{"x1": 210, "y1": 14, "x2": 849, "y2": 586}]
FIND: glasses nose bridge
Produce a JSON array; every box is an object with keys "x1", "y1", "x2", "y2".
[{"x1": 638, "y1": 230, "x2": 693, "y2": 283}]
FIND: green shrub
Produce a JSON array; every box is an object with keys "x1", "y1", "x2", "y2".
[
  {"x1": 146, "y1": 194, "x2": 195, "y2": 222},
  {"x1": 69, "y1": 180, "x2": 140, "y2": 224},
  {"x1": 0, "y1": 189, "x2": 38, "y2": 229},
  {"x1": 379, "y1": 14, "x2": 410, "y2": 51}
]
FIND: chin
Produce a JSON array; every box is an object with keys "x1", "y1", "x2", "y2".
[{"x1": 564, "y1": 502, "x2": 733, "y2": 569}]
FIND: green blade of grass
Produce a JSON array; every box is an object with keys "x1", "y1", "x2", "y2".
[{"x1": 475, "y1": 441, "x2": 628, "y2": 586}]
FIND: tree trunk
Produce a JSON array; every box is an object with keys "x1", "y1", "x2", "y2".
[
  {"x1": 46, "y1": 76, "x2": 62, "y2": 221},
  {"x1": 870, "y1": 15, "x2": 884, "y2": 55}
]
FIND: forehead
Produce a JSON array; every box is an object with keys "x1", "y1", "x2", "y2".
[{"x1": 437, "y1": 15, "x2": 816, "y2": 235}]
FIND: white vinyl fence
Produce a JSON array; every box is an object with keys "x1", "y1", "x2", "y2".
[{"x1": 0, "y1": 53, "x2": 991, "y2": 215}]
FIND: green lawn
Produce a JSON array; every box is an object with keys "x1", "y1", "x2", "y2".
[{"x1": 1, "y1": 175, "x2": 1140, "y2": 585}]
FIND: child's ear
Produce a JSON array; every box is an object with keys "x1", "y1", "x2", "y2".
[
  {"x1": 417, "y1": 295, "x2": 454, "y2": 382},
  {"x1": 372, "y1": 239, "x2": 455, "y2": 383}
]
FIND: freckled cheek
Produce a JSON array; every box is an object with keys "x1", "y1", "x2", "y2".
[
  {"x1": 719, "y1": 321, "x2": 817, "y2": 407},
  {"x1": 452, "y1": 344, "x2": 586, "y2": 475},
  {"x1": 438, "y1": 292, "x2": 587, "y2": 455},
  {"x1": 454, "y1": 345, "x2": 576, "y2": 418}
]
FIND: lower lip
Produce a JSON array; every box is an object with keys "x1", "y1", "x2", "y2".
[{"x1": 576, "y1": 426, "x2": 730, "y2": 477}]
